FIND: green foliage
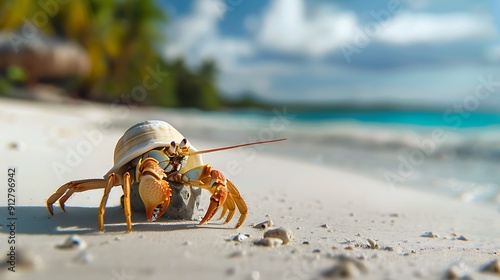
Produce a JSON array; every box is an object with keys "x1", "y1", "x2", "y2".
[
  {"x1": 169, "y1": 58, "x2": 221, "y2": 110},
  {"x1": 0, "y1": 77, "x2": 10, "y2": 95},
  {"x1": 0, "y1": 0, "x2": 223, "y2": 110},
  {"x1": 6, "y1": 66, "x2": 26, "y2": 82}
]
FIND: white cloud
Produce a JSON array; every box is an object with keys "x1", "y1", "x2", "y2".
[
  {"x1": 255, "y1": 0, "x2": 358, "y2": 57},
  {"x1": 377, "y1": 12, "x2": 496, "y2": 45},
  {"x1": 164, "y1": 0, "x2": 499, "y2": 104},
  {"x1": 163, "y1": 0, "x2": 253, "y2": 70},
  {"x1": 254, "y1": 1, "x2": 496, "y2": 57}
]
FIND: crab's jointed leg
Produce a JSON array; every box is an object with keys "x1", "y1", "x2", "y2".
[
  {"x1": 174, "y1": 164, "x2": 247, "y2": 228},
  {"x1": 199, "y1": 168, "x2": 228, "y2": 225},
  {"x1": 219, "y1": 192, "x2": 236, "y2": 223},
  {"x1": 122, "y1": 172, "x2": 132, "y2": 232},
  {"x1": 98, "y1": 173, "x2": 123, "y2": 232},
  {"x1": 97, "y1": 172, "x2": 143, "y2": 232},
  {"x1": 47, "y1": 178, "x2": 107, "y2": 215},
  {"x1": 227, "y1": 179, "x2": 248, "y2": 228}
]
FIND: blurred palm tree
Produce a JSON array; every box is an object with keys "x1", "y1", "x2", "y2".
[
  {"x1": 0, "y1": 0, "x2": 170, "y2": 101},
  {"x1": 197, "y1": 59, "x2": 220, "y2": 110},
  {"x1": 171, "y1": 58, "x2": 221, "y2": 110},
  {"x1": 0, "y1": 0, "x2": 222, "y2": 109}
]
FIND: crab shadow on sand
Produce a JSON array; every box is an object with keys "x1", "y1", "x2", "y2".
[{"x1": 0, "y1": 206, "x2": 225, "y2": 235}]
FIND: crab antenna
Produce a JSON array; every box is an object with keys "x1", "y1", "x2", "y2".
[{"x1": 189, "y1": 138, "x2": 287, "y2": 156}]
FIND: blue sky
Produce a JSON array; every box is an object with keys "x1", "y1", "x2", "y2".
[{"x1": 160, "y1": 0, "x2": 500, "y2": 108}]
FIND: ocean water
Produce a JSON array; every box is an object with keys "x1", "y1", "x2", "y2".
[
  {"x1": 189, "y1": 109, "x2": 500, "y2": 206},
  {"x1": 229, "y1": 109, "x2": 500, "y2": 128}
]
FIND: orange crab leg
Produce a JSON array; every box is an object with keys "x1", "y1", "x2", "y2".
[
  {"x1": 218, "y1": 191, "x2": 236, "y2": 223},
  {"x1": 47, "y1": 178, "x2": 107, "y2": 215},
  {"x1": 98, "y1": 173, "x2": 122, "y2": 232},
  {"x1": 226, "y1": 180, "x2": 247, "y2": 228},
  {"x1": 122, "y1": 172, "x2": 132, "y2": 232},
  {"x1": 172, "y1": 164, "x2": 248, "y2": 227},
  {"x1": 199, "y1": 170, "x2": 228, "y2": 225}
]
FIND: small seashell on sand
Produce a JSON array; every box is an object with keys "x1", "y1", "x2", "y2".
[
  {"x1": 56, "y1": 235, "x2": 87, "y2": 250},
  {"x1": 264, "y1": 227, "x2": 293, "y2": 244},
  {"x1": 456, "y1": 235, "x2": 468, "y2": 241},
  {"x1": 254, "y1": 238, "x2": 283, "y2": 247},
  {"x1": 233, "y1": 233, "x2": 251, "y2": 242},
  {"x1": 421, "y1": 231, "x2": 439, "y2": 238},
  {"x1": 253, "y1": 220, "x2": 273, "y2": 230},
  {"x1": 367, "y1": 238, "x2": 380, "y2": 249}
]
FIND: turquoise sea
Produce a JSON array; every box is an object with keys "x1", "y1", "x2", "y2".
[
  {"x1": 230, "y1": 109, "x2": 500, "y2": 128},
  {"x1": 195, "y1": 109, "x2": 500, "y2": 206}
]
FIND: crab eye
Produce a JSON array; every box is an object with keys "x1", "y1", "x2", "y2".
[
  {"x1": 179, "y1": 138, "x2": 187, "y2": 149},
  {"x1": 166, "y1": 146, "x2": 175, "y2": 156},
  {"x1": 170, "y1": 141, "x2": 176, "y2": 149}
]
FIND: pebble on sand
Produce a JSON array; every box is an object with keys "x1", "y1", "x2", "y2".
[
  {"x1": 254, "y1": 238, "x2": 283, "y2": 247},
  {"x1": 480, "y1": 259, "x2": 500, "y2": 274},
  {"x1": 232, "y1": 233, "x2": 251, "y2": 242},
  {"x1": 7, "y1": 142, "x2": 21, "y2": 150},
  {"x1": 322, "y1": 255, "x2": 368, "y2": 278},
  {"x1": 264, "y1": 227, "x2": 293, "y2": 244},
  {"x1": 367, "y1": 238, "x2": 380, "y2": 249},
  {"x1": 0, "y1": 248, "x2": 41, "y2": 271},
  {"x1": 56, "y1": 235, "x2": 87, "y2": 250},
  {"x1": 421, "y1": 231, "x2": 439, "y2": 238},
  {"x1": 445, "y1": 263, "x2": 470, "y2": 280},
  {"x1": 253, "y1": 220, "x2": 273, "y2": 230},
  {"x1": 456, "y1": 235, "x2": 468, "y2": 241},
  {"x1": 250, "y1": 271, "x2": 260, "y2": 280}
]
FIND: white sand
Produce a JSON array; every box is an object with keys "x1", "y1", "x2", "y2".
[{"x1": 0, "y1": 98, "x2": 499, "y2": 280}]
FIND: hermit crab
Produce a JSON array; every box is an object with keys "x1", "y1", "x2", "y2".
[{"x1": 47, "y1": 120, "x2": 285, "y2": 232}]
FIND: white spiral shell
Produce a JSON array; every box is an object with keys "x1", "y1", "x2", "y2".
[{"x1": 105, "y1": 120, "x2": 203, "y2": 177}]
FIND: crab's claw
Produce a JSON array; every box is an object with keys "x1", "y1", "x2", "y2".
[{"x1": 137, "y1": 158, "x2": 171, "y2": 222}]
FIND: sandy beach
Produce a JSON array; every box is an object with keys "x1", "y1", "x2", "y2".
[{"x1": 0, "y1": 97, "x2": 499, "y2": 280}]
